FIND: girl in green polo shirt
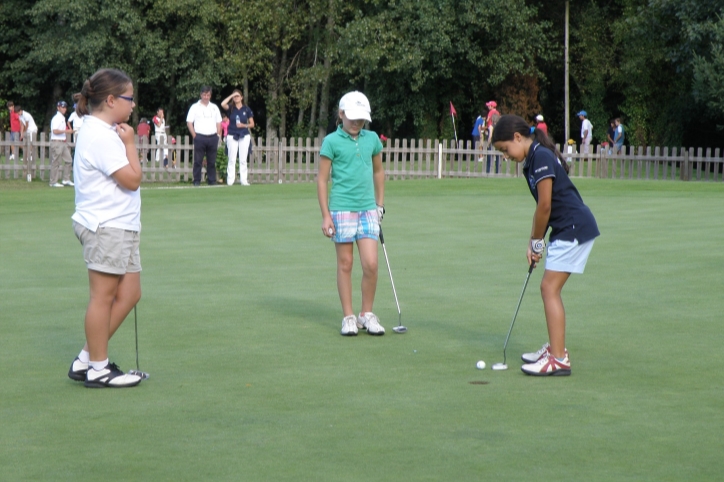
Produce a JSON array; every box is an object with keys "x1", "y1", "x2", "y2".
[{"x1": 317, "y1": 91, "x2": 386, "y2": 336}]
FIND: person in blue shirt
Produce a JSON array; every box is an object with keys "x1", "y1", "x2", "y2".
[
  {"x1": 472, "y1": 112, "x2": 485, "y2": 150},
  {"x1": 221, "y1": 89, "x2": 255, "y2": 186},
  {"x1": 492, "y1": 115, "x2": 600, "y2": 376}
]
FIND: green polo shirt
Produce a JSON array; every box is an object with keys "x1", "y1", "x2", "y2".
[{"x1": 320, "y1": 126, "x2": 383, "y2": 212}]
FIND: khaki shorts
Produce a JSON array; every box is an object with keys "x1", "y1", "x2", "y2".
[{"x1": 73, "y1": 221, "x2": 142, "y2": 275}]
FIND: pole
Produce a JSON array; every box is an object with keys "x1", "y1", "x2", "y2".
[{"x1": 564, "y1": 0, "x2": 570, "y2": 143}]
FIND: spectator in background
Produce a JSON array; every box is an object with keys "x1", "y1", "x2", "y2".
[
  {"x1": 7, "y1": 101, "x2": 21, "y2": 161},
  {"x1": 606, "y1": 120, "x2": 615, "y2": 154},
  {"x1": 221, "y1": 114, "x2": 229, "y2": 142},
  {"x1": 153, "y1": 107, "x2": 168, "y2": 167},
  {"x1": 221, "y1": 89, "x2": 254, "y2": 186},
  {"x1": 535, "y1": 114, "x2": 548, "y2": 136},
  {"x1": 186, "y1": 86, "x2": 222, "y2": 186},
  {"x1": 613, "y1": 117, "x2": 625, "y2": 154},
  {"x1": 472, "y1": 111, "x2": 484, "y2": 150},
  {"x1": 137, "y1": 117, "x2": 151, "y2": 163},
  {"x1": 484, "y1": 101, "x2": 501, "y2": 173},
  {"x1": 49, "y1": 101, "x2": 74, "y2": 187},
  {"x1": 15, "y1": 105, "x2": 38, "y2": 182},
  {"x1": 68, "y1": 105, "x2": 84, "y2": 142},
  {"x1": 577, "y1": 110, "x2": 593, "y2": 154}
]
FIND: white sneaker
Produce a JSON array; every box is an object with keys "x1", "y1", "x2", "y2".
[
  {"x1": 27, "y1": 174, "x2": 32, "y2": 182},
  {"x1": 357, "y1": 312, "x2": 385, "y2": 335},
  {"x1": 521, "y1": 343, "x2": 550, "y2": 363},
  {"x1": 85, "y1": 362, "x2": 142, "y2": 388},
  {"x1": 62, "y1": 180, "x2": 75, "y2": 186},
  {"x1": 50, "y1": 182, "x2": 64, "y2": 187},
  {"x1": 340, "y1": 315, "x2": 358, "y2": 336},
  {"x1": 521, "y1": 352, "x2": 571, "y2": 376},
  {"x1": 9, "y1": 154, "x2": 14, "y2": 160}
]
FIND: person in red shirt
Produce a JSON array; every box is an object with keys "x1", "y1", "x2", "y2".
[
  {"x1": 535, "y1": 114, "x2": 549, "y2": 135},
  {"x1": 7, "y1": 101, "x2": 21, "y2": 160},
  {"x1": 137, "y1": 118, "x2": 151, "y2": 162}
]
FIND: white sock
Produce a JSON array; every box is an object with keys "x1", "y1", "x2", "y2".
[
  {"x1": 78, "y1": 349, "x2": 90, "y2": 364},
  {"x1": 90, "y1": 359, "x2": 109, "y2": 371}
]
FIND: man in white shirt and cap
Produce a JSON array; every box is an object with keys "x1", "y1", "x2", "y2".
[{"x1": 49, "y1": 101, "x2": 75, "y2": 187}]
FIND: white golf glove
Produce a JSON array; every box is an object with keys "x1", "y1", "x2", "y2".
[
  {"x1": 530, "y1": 238, "x2": 546, "y2": 255},
  {"x1": 376, "y1": 204, "x2": 385, "y2": 222}
]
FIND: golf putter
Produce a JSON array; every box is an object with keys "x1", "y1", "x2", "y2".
[
  {"x1": 128, "y1": 305, "x2": 150, "y2": 379},
  {"x1": 379, "y1": 228, "x2": 406, "y2": 333},
  {"x1": 492, "y1": 261, "x2": 535, "y2": 371}
]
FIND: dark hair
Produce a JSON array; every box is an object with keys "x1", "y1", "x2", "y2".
[
  {"x1": 73, "y1": 68, "x2": 133, "y2": 116},
  {"x1": 7, "y1": 101, "x2": 14, "y2": 108},
  {"x1": 200, "y1": 85, "x2": 212, "y2": 94},
  {"x1": 233, "y1": 89, "x2": 244, "y2": 103},
  {"x1": 14, "y1": 104, "x2": 22, "y2": 112},
  {"x1": 157, "y1": 107, "x2": 163, "y2": 113},
  {"x1": 491, "y1": 114, "x2": 569, "y2": 174}
]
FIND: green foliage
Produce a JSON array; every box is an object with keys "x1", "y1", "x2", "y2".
[{"x1": 0, "y1": 0, "x2": 722, "y2": 146}]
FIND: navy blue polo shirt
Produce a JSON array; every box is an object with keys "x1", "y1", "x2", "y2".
[
  {"x1": 227, "y1": 105, "x2": 254, "y2": 137},
  {"x1": 522, "y1": 141, "x2": 600, "y2": 243}
]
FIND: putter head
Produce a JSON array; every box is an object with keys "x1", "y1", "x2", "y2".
[
  {"x1": 491, "y1": 363, "x2": 508, "y2": 371},
  {"x1": 128, "y1": 369, "x2": 150, "y2": 380},
  {"x1": 392, "y1": 325, "x2": 407, "y2": 334}
]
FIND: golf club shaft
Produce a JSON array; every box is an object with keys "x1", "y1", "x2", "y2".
[
  {"x1": 379, "y1": 228, "x2": 401, "y2": 318},
  {"x1": 134, "y1": 305, "x2": 139, "y2": 371},
  {"x1": 501, "y1": 262, "x2": 535, "y2": 363}
]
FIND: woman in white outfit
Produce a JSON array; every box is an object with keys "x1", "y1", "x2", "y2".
[{"x1": 221, "y1": 89, "x2": 254, "y2": 186}]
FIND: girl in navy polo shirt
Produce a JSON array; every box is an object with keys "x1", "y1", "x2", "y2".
[{"x1": 492, "y1": 115, "x2": 599, "y2": 376}]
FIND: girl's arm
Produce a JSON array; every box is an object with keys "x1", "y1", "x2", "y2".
[
  {"x1": 317, "y1": 156, "x2": 334, "y2": 237},
  {"x1": 372, "y1": 152, "x2": 385, "y2": 207},
  {"x1": 245, "y1": 116, "x2": 255, "y2": 130},
  {"x1": 220, "y1": 94, "x2": 234, "y2": 111},
  {"x1": 528, "y1": 178, "x2": 552, "y2": 266},
  {"x1": 111, "y1": 123, "x2": 142, "y2": 191}
]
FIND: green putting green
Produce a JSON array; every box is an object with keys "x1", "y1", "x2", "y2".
[{"x1": 1, "y1": 178, "x2": 722, "y2": 481}]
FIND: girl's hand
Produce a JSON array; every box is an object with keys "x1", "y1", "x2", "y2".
[
  {"x1": 322, "y1": 218, "x2": 335, "y2": 238},
  {"x1": 526, "y1": 246, "x2": 541, "y2": 268},
  {"x1": 116, "y1": 123, "x2": 135, "y2": 145}
]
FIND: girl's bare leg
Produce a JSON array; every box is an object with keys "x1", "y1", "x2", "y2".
[
  {"x1": 335, "y1": 243, "x2": 355, "y2": 316},
  {"x1": 540, "y1": 270, "x2": 571, "y2": 359},
  {"x1": 356, "y1": 238, "x2": 379, "y2": 313}
]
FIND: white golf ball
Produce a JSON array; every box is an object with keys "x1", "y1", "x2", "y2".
[
  {"x1": 476, "y1": 360, "x2": 486, "y2": 370},
  {"x1": 328, "y1": 228, "x2": 333, "y2": 235},
  {"x1": 278, "y1": 179, "x2": 283, "y2": 184}
]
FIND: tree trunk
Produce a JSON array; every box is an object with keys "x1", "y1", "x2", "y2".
[
  {"x1": 317, "y1": 1, "x2": 336, "y2": 139},
  {"x1": 278, "y1": 48, "x2": 288, "y2": 139}
]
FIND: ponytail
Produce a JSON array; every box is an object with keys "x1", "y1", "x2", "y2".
[
  {"x1": 531, "y1": 127, "x2": 569, "y2": 174},
  {"x1": 73, "y1": 79, "x2": 93, "y2": 116}
]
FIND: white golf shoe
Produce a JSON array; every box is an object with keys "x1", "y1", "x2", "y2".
[
  {"x1": 340, "y1": 315, "x2": 358, "y2": 336},
  {"x1": 521, "y1": 352, "x2": 571, "y2": 376},
  {"x1": 84, "y1": 362, "x2": 142, "y2": 388},
  {"x1": 357, "y1": 312, "x2": 385, "y2": 335}
]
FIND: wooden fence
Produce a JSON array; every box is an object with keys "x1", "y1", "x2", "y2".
[{"x1": 2, "y1": 132, "x2": 723, "y2": 183}]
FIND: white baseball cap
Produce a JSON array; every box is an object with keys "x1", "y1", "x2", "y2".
[
  {"x1": 339, "y1": 91, "x2": 372, "y2": 122},
  {"x1": 536, "y1": 114, "x2": 544, "y2": 122}
]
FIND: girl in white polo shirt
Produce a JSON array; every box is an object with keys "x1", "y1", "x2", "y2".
[{"x1": 67, "y1": 68, "x2": 145, "y2": 388}]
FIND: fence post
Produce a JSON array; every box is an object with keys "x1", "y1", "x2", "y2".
[{"x1": 437, "y1": 142, "x2": 443, "y2": 179}]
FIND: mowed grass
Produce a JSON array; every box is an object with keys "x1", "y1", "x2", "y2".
[{"x1": 1, "y1": 177, "x2": 723, "y2": 481}]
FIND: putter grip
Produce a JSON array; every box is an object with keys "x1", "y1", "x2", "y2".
[
  {"x1": 528, "y1": 262, "x2": 535, "y2": 274},
  {"x1": 379, "y1": 229, "x2": 385, "y2": 244}
]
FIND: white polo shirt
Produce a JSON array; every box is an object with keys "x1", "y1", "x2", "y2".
[
  {"x1": 20, "y1": 112, "x2": 37, "y2": 133},
  {"x1": 153, "y1": 115, "x2": 166, "y2": 134},
  {"x1": 50, "y1": 111, "x2": 68, "y2": 140},
  {"x1": 68, "y1": 111, "x2": 84, "y2": 131},
  {"x1": 581, "y1": 119, "x2": 593, "y2": 143},
  {"x1": 186, "y1": 100, "x2": 222, "y2": 135},
  {"x1": 71, "y1": 116, "x2": 141, "y2": 232}
]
